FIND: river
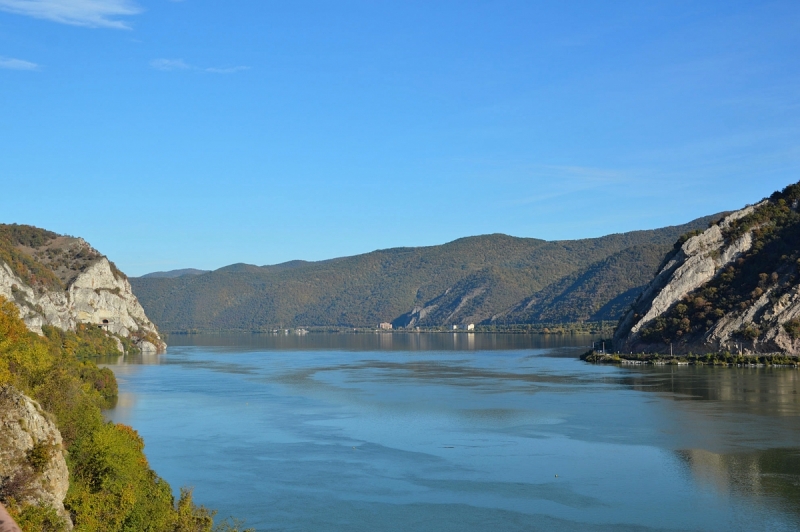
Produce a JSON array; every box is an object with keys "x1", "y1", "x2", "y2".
[{"x1": 102, "y1": 333, "x2": 800, "y2": 531}]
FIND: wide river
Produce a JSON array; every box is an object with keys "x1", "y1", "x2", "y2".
[{"x1": 103, "y1": 333, "x2": 800, "y2": 531}]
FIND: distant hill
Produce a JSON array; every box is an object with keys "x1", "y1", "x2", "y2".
[
  {"x1": 130, "y1": 216, "x2": 721, "y2": 332},
  {"x1": 615, "y1": 180, "x2": 800, "y2": 355},
  {"x1": 140, "y1": 268, "x2": 210, "y2": 279}
]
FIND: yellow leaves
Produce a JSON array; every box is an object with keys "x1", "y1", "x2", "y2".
[
  {"x1": 6, "y1": 501, "x2": 70, "y2": 532},
  {"x1": 115, "y1": 424, "x2": 145, "y2": 453},
  {"x1": 0, "y1": 297, "x2": 57, "y2": 392},
  {"x1": 0, "y1": 297, "x2": 28, "y2": 347},
  {"x1": 66, "y1": 421, "x2": 177, "y2": 532},
  {"x1": 67, "y1": 485, "x2": 136, "y2": 532},
  {"x1": 0, "y1": 363, "x2": 10, "y2": 385},
  {"x1": 173, "y1": 488, "x2": 214, "y2": 532},
  {"x1": 0, "y1": 296, "x2": 235, "y2": 531}
]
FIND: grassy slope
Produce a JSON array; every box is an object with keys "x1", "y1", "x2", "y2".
[{"x1": 131, "y1": 216, "x2": 720, "y2": 331}]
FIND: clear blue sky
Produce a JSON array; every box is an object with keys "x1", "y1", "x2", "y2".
[{"x1": 1, "y1": 1, "x2": 798, "y2": 276}]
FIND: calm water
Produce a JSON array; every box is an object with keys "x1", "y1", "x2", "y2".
[{"x1": 102, "y1": 333, "x2": 800, "y2": 531}]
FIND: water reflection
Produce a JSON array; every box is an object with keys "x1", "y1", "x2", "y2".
[
  {"x1": 617, "y1": 366, "x2": 800, "y2": 416},
  {"x1": 101, "y1": 333, "x2": 800, "y2": 531},
  {"x1": 164, "y1": 332, "x2": 598, "y2": 352},
  {"x1": 96, "y1": 351, "x2": 165, "y2": 366},
  {"x1": 679, "y1": 448, "x2": 800, "y2": 521}
]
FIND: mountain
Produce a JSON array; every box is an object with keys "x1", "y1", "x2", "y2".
[
  {"x1": 130, "y1": 216, "x2": 721, "y2": 332},
  {"x1": 484, "y1": 243, "x2": 674, "y2": 325},
  {"x1": 0, "y1": 224, "x2": 166, "y2": 352},
  {"x1": 140, "y1": 268, "x2": 210, "y2": 278},
  {"x1": 614, "y1": 181, "x2": 800, "y2": 355}
]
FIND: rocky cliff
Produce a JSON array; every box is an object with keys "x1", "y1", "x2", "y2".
[
  {"x1": 0, "y1": 225, "x2": 165, "y2": 353},
  {"x1": 615, "y1": 181, "x2": 800, "y2": 355},
  {"x1": 0, "y1": 386, "x2": 71, "y2": 529}
]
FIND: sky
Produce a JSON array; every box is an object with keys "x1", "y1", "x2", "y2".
[{"x1": 1, "y1": 1, "x2": 799, "y2": 276}]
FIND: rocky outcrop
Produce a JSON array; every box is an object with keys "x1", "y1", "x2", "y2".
[
  {"x1": 392, "y1": 283, "x2": 489, "y2": 328},
  {"x1": 614, "y1": 187, "x2": 800, "y2": 355},
  {"x1": 706, "y1": 285, "x2": 800, "y2": 354},
  {"x1": 0, "y1": 235, "x2": 165, "y2": 353},
  {"x1": 616, "y1": 206, "x2": 759, "y2": 342},
  {"x1": 0, "y1": 386, "x2": 71, "y2": 529}
]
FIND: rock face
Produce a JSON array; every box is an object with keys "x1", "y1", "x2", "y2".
[
  {"x1": 615, "y1": 188, "x2": 800, "y2": 355},
  {"x1": 0, "y1": 386, "x2": 71, "y2": 529},
  {"x1": 0, "y1": 231, "x2": 165, "y2": 353}
]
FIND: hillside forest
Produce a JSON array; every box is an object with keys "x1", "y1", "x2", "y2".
[{"x1": 131, "y1": 216, "x2": 721, "y2": 332}]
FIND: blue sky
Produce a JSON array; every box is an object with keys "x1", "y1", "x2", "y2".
[{"x1": 1, "y1": 1, "x2": 798, "y2": 276}]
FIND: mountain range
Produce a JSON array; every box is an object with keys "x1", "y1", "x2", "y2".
[{"x1": 129, "y1": 216, "x2": 721, "y2": 332}]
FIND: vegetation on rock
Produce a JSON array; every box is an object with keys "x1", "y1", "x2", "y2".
[
  {"x1": 0, "y1": 225, "x2": 64, "y2": 291},
  {"x1": 0, "y1": 297, "x2": 250, "y2": 532},
  {"x1": 637, "y1": 182, "x2": 800, "y2": 348}
]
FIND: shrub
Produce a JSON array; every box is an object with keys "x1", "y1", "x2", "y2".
[
  {"x1": 0, "y1": 296, "x2": 247, "y2": 531},
  {"x1": 784, "y1": 319, "x2": 800, "y2": 340}
]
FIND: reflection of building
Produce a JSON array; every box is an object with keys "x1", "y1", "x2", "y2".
[
  {"x1": 379, "y1": 332, "x2": 393, "y2": 349},
  {"x1": 379, "y1": 322, "x2": 393, "y2": 330}
]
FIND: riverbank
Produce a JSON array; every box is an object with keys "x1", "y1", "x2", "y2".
[{"x1": 581, "y1": 350, "x2": 800, "y2": 367}]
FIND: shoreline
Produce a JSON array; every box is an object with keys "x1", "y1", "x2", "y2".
[{"x1": 581, "y1": 350, "x2": 800, "y2": 367}]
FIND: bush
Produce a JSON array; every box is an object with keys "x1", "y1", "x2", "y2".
[
  {"x1": 784, "y1": 319, "x2": 800, "y2": 340},
  {"x1": 0, "y1": 296, "x2": 249, "y2": 531}
]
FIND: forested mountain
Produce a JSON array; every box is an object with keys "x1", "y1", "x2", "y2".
[
  {"x1": 130, "y1": 216, "x2": 721, "y2": 332},
  {"x1": 141, "y1": 268, "x2": 210, "y2": 278},
  {"x1": 497, "y1": 243, "x2": 675, "y2": 325}
]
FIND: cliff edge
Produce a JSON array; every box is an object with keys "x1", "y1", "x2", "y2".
[
  {"x1": 0, "y1": 225, "x2": 165, "y2": 353},
  {"x1": 614, "y1": 181, "x2": 800, "y2": 356}
]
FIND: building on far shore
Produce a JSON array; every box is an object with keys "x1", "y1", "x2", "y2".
[
  {"x1": 467, "y1": 324, "x2": 475, "y2": 331},
  {"x1": 379, "y1": 322, "x2": 393, "y2": 330}
]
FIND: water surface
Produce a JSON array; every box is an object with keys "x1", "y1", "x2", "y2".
[{"x1": 104, "y1": 333, "x2": 800, "y2": 531}]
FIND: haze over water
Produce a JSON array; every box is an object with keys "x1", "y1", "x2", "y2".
[{"x1": 103, "y1": 334, "x2": 800, "y2": 531}]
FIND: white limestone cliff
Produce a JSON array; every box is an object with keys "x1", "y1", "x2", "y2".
[
  {"x1": 614, "y1": 201, "x2": 800, "y2": 355},
  {"x1": 0, "y1": 250, "x2": 165, "y2": 354}
]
